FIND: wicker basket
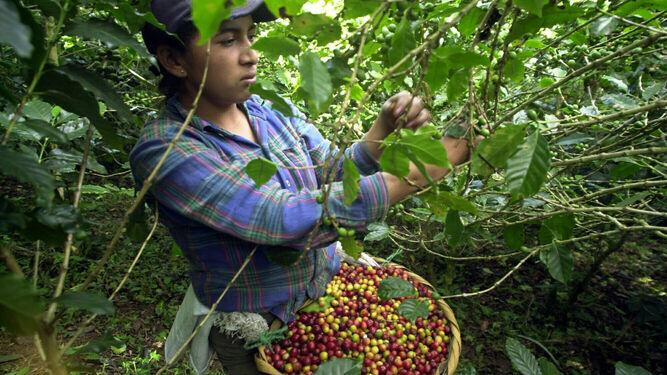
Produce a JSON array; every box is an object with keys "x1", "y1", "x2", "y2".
[{"x1": 256, "y1": 259, "x2": 462, "y2": 374}]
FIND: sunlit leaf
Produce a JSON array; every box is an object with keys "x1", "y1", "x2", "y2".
[
  {"x1": 504, "y1": 58, "x2": 525, "y2": 83},
  {"x1": 252, "y1": 36, "x2": 300, "y2": 59},
  {"x1": 515, "y1": 0, "x2": 549, "y2": 17},
  {"x1": 264, "y1": 0, "x2": 306, "y2": 17},
  {"x1": 458, "y1": 7, "x2": 484, "y2": 37},
  {"x1": 507, "y1": 5, "x2": 584, "y2": 41},
  {"x1": 245, "y1": 157, "x2": 278, "y2": 187},
  {"x1": 342, "y1": 0, "x2": 382, "y2": 19},
  {"x1": 299, "y1": 52, "x2": 332, "y2": 115},
  {"x1": 340, "y1": 235, "x2": 362, "y2": 260},
  {"x1": 388, "y1": 17, "x2": 416, "y2": 67},
  {"x1": 250, "y1": 80, "x2": 294, "y2": 117},
  {"x1": 191, "y1": 0, "x2": 240, "y2": 44},
  {"x1": 380, "y1": 143, "x2": 410, "y2": 178},
  {"x1": 472, "y1": 124, "x2": 527, "y2": 177}
]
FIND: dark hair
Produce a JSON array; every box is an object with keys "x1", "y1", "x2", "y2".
[{"x1": 141, "y1": 21, "x2": 198, "y2": 97}]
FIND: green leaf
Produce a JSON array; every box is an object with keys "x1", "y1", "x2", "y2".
[
  {"x1": 538, "y1": 358, "x2": 562, "y2": 375},
  {"x1": 506, "y1": 337, "x2": 543, "y2": 375},
  {"x1": 544, "y1": 214, "x2": 575, "y2": 240},
  {"x1": 472, "y1": 124, "x2": 527, "y2": 177},
  {"x1": 0, "y1": 274, "x2": 45, "y2": 336},
  {"x1": 504, "y1": 224, "x2": 525, "y2": 250},
  {"x1": 504, "y1": 58, "x2": 525, "y2": 83},
  {"x1": 437, "y1": 192, "x2": 478, "y2": 215},
  {"x1": 56, "y1": 292, "x2": 115, "y2": 315},
  {"x1": 388, "y1": 17, "x2": 416, "y2": 67},
  {"x1": 301, "y1": 296, "x2": 334, "y2": 313},
  {"x1": 64, "y1": 20, "x2": 149, "y2": 57},
  {"x1": 59, "y1": 65, "x2": 133, "y2": 121},
  {"x1": 15, "y1": 119, "x2": 68, "y2": 144},
  {"x1": 515, "y1": 0, "x2": 549, "y2": 17},
  {"x1": 445, "y1": 210, "x2": 464, "y2": 247},
  {"x1": 364, "y1": 222, "x2": 390, "y2": 242},
  {"x1": 540, "y1": 243, "x2": 573, "y2": 284},
  {"x1": 315, "y1": 358, "x2": 362, "y2": 375},
  {"x1": 400, "y1": 125, "x2": 450, "y2": 168},
  {"x1": 299, "y1": 52, "x2": 332, "y2": 115},
  {"x1": 342, "y1": 159, "x2": 361, "y2": 205},
  {"x1": 245, "y1": 158, "x2": 278, "y2": 187},
  {"x1": 291, "y1": 13, "x2": 341, "y2": 45},
  {"x1": 591, "y1": 16, "x2": 619, "y2": 36},
  {"x1": 506, "y1": 131, "x2": 551, "y2": 198},
  {"x1": 22, "y1": 100, "x2": 52, "y2": 121},
  {"x1": 615, "y1": 0, "x2": 667, "y2": 17},
  {"x1": 250, "y1": 80, "x2": 294, "y2": 117},
  {"x1": 0, "y1": 146, "x2": 54, "y2": 200},
  {"x1": 343, "y1": 0, "x2": 382, "y2": 19},
  {"x1": 615, "y1": 362, "x2": 653, "y2": 375},
  {"x1": 378, "y1": 276, "x2": 416, "y2": 300},
  {"x1": 34, "y1": 70, "x2": 122, "y2": 149},
  {"x1": 76, "y1": 331, "x2": 123, "y2": 354},
  {"x1": 424, "y1": 54, "x2": 450, "y2": 91},
  {"x1": 380, "y1": 143, "x2": 410, "y2": 178},
  {"x1": 252, "y1": 36, "x2": 300, "y2": 59},
  {"x1": 397, "y1": 299, "x2": 430, "y2": 323},
  {"x1": 458, "y1": 7, "x2": 484, "y2": 37},
  {"x1": 340, "y1": 235, "x2": 362, "y2": 260},
  {"x1": 0, "y1": 0, "x2": 33, "y2": 57},
  {"x1": 0, "y1": 354, "x2": 21, "y2": 364},
  {"x1": 507, "y1": 5, "x2": 584, "y2": 41},
  {"x1": 191, "y1": 0, "x2": 240, "y2": 44},
  {"x1": 447, "y1": 68, "x2": 468, "y2": 102},
  {"x1": 264, "y1": 0, "x2": 306, "y2": 17}
]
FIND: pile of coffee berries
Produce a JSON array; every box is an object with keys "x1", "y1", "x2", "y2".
[{"x1": 265, "y1": 264, "x2": 451, "y2": 375}]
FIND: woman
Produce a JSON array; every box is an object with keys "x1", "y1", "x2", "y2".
[{"x1": 131, "y1": 0, "x2": 472, "y2": 373}]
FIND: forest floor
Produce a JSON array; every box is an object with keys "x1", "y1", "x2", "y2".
[{"x1": 1, "y1": 186, "x2": 665, "y2": 374}]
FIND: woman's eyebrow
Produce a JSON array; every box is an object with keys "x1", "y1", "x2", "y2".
[{"x1": 218, "y1": 25, "x2": 257, "y2": 34}]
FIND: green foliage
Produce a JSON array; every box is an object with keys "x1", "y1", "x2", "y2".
[
  {"x1": 314, "y1": 358, "x2": 361, "y2": 375},
  {"x1": 506, "y1": 337, "x2": 543, "y2": 375},
  {"x1": 298, "y1": 52, "x2": 333, "y2": 115},
  {"x1": 506, "y1": 131, "x2": 551, "y2": 198},
  {"x1": 244, "y1": 157, "x2": 278, "y2": 187},
  {"x1": 378, "y1": 276, "x2": 416, "y2": 300},
  {"x1": 396, "y1": 298, "x2": 430, "y2": 323},
  {"x1": 0, "y1": 274, "x2": 45, "y2": 336},
  {"x1": 342, "y1": 158, "x2": 360, "y2": 205},
  {"x1": 55, "y1": 292, "x2": 115, "y2": 315}
]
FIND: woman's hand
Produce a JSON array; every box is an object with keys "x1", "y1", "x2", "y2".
[{"x1": 378, "y1": 91, "x2": 432, "y2": 132}]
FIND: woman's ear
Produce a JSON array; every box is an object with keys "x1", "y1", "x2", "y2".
[{"x1": 155, "y1": 45, "x2": 188, "y2": 78}]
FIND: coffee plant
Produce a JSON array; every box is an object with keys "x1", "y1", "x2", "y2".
[{"x1": 0, "y1": 0, "x2": 665, "y2": 373}]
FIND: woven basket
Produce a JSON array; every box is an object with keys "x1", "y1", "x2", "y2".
[{"x1": 256, "y1": 259, "x2": 462, "y2": 374}]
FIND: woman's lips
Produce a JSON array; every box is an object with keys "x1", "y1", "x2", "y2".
[{"x1": 241, "y1": 74, "x2": 256, "y2": 84}]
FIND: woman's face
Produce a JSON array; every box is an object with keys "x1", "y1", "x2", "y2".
[{"x1": 180, "y1": 15, "x2": 259, "y2": 109}]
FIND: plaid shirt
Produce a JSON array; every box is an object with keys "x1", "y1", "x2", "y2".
[{"x1": 130, "y1": 96, "x2": 389, "y2": 322}]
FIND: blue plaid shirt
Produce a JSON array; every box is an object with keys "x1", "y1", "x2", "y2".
[{"x1": 130, "y1": 96, "x2": 389, "y2": 322}]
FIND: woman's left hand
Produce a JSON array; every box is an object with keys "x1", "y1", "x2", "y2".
[{"x1": 378, "y1": 91, "x2": 432, "y2": 132}]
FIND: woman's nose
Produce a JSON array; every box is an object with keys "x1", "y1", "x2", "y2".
[{"x1": 241, "y1": 39, "x2": 259, "y2": 65}]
